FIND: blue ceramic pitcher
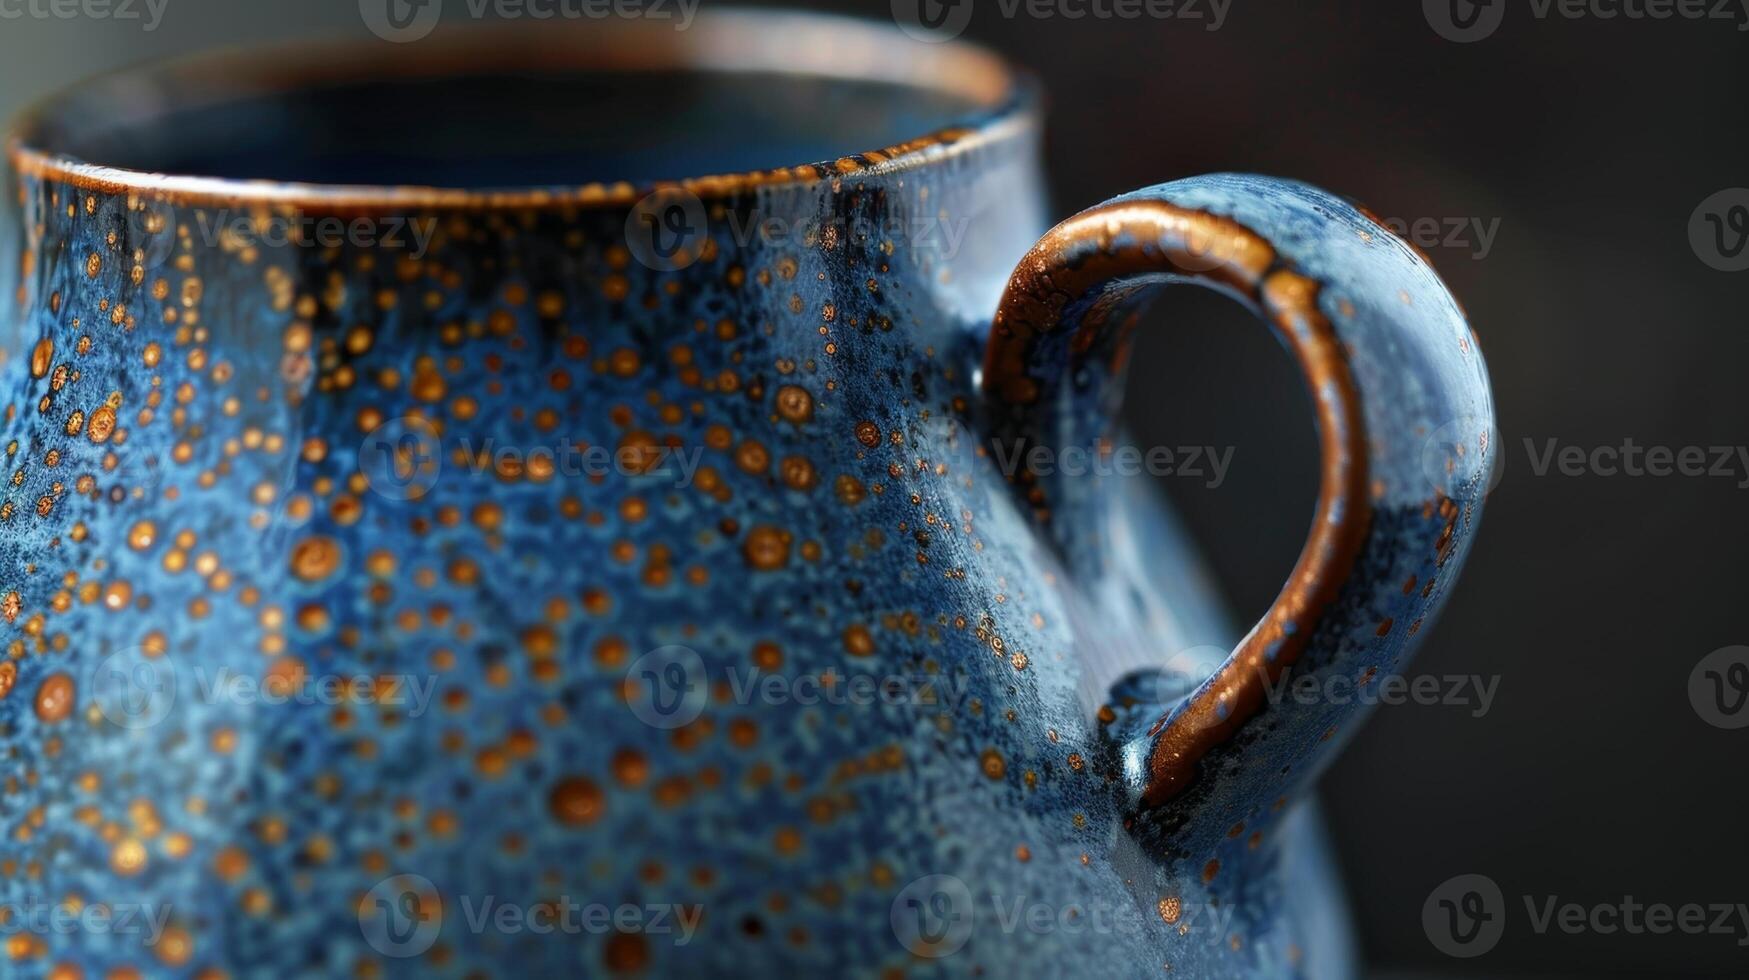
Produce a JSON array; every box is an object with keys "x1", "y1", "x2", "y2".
[{"x1": 0, "y1": 11, "x2": 1494, "y2": 978}]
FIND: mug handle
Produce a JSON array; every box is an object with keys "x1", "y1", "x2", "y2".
[{"x1": 983, "y1": 174, "x2": 1496, "y2": 813}]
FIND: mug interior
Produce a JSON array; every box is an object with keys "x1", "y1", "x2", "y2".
[
  {"x1": 44, "y1": 72, "x2": 989, "y2": 190},
  {"x1": 10, "y1": 13, "x2": 1020, "y2": 198}
]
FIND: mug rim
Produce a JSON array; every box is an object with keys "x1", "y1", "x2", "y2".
[{"x1": 5, "y1": 9, "x2": 1037, "y2": 214}]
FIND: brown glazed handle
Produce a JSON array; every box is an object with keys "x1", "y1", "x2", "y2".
[{"x1": 982, "y1": 174, "x2": 1495, "y2": 816}]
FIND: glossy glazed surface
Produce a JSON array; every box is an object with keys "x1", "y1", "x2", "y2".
[{"x1": 0, "y1": 14, "x2": 1491, "y2": 979}]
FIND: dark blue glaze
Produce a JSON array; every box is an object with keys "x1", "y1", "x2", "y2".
[{"x1": 0, "y1": 14, "x2": 1491, "y2": 979}]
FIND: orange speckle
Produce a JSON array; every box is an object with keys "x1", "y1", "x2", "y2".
[
  {"x1": 742, "y1": 526, "x2": 791, "y2": 571},
  {"x1": 980, "y1": 748, "x2": 1006, "y2": 780},
  {"x1": 842, "y1": 624, "x2": 875, "y2": 657},
  {"x1": 214, "y1": 846, "x2": 248, "y2": 881},
  {"x1": 612, "y1": 749, "x2": 649, "y2": 788},
  {"x1": 111, "y1": 837, "x2": 148, "y2": 876},
  {"x1": 752, "y1": 641, "x2": 782, "y2": 670},
  {"x1": 550, "y1": 776, "x2": 604, "y2": 827},
  {"x1": 29, "y1": 339, "x2": 52, "y2": 378},
  {"x1": 128, "y1": 521, "x2": 157, "y2": 551},
  {"x1": 521, "y1": 625, "x2": 558, "y2": 660},
  {"x1": 34, "y1": 673, "x2": 74, "y2": 723},
  {"x1": 86, "y1": 406, "x2": 117, "y2": 444},
  {"x1": 154, "y1": 924, "x2": 193, "y2": 967},
  {"x1": 834, "y1": 474, "x2": 866, "y2": 506},
  {"x1": 594, "y1": 636, "x2": 629, "y2": 667},
  {"x1": 603, "y1": 930, "x2": 649, "y2": 973},
  {"x1": 775, "y1": 385, "x2": 814, "y2": 424},
  {"x1": 289, "y1": 535, "x2": 342, "y2": 582}
]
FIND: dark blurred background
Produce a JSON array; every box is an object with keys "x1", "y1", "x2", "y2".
[{"x1": 3, "y1": 1, "x2": 1744, "y2": 975}]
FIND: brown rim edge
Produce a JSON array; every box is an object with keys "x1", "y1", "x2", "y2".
[
  {"x1": 6, "y1": 11, "x2": 1034, "y2": 213},
  {"x1": 982, "y1": 201, "x2": 1373, "y2": 809}
]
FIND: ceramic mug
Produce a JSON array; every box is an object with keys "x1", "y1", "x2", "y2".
[{"x1": 1, "y1": 11, "x2": 1494, "y2": 978}]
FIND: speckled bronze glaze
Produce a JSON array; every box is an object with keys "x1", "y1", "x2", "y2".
[{"x1": 0, "y1": 12, "x2": 1492, "y2": 980}]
